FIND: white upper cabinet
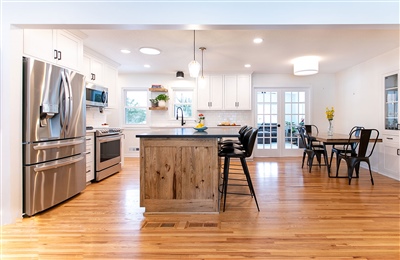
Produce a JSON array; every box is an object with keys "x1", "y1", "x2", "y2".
[
  {"x1": 83, "y1": 54, "x2": 104, "y2": 84},
  {"x1": 103, "y1": 64, "x2": 118, "y2": 108},
  {"x1": 197, "y1": 75, "x2": 223, "y2": 110},
  {"x1": 223, "y1": 74, "x2": 252, "y2": 110},
  {"x1": 23, "y1": 29, "x2": 83, "y2": 71}
]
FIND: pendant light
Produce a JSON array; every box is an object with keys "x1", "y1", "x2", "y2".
[
  {"x1": 188, "y1": 30, "x2": 201, "y2": 78},
  {"x1": 198, "y1": 47, "x2": 206, "y2": 87}
]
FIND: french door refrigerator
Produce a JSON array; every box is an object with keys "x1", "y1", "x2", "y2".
[{"x1": 22, "y1": 57, "x2": 86, "y2": 216}]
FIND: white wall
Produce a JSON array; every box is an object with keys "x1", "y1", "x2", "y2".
[
  {"x1": 1, "y1": 1, "x2": 399, "y2": 225},
  {"x1": 335, "y1": 48, "x2": 399, "y2": 133}
]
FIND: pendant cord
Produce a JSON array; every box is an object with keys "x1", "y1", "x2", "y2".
[{"x1": 193, "y1": 30, "x2": 196, "y2": 60}]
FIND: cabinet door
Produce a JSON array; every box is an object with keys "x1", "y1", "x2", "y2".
[
  {"x1": 209, "y1": 75, "x2": 223, "y2": 110},
  {"x1": 236, "y1": 75, "x2": 252, "y2": 110},
  {"x1": 55, "y1": 30, "x2": 83, "y2": 71},
  {"x1": 23, "y1": 29, "x2": 54, "y2": 62},
  {"x1": 197, "y1": 76, "x2": 211, "y2": 110},
  {"x1": 104, "y1": 64, "x2": 118, "y2": 108},
  {"x1": 85, "y1": 133, "x2": 95, "y2": 182},
  {"x1": 382, "y1": 135, "x2": 400, "y2": 179},
  {"x1": 224, "y1": 75, "x2": 238, "y2": 110},
  {"x1": 83, "y1": 54, "x2": 104, "y2": 84}
]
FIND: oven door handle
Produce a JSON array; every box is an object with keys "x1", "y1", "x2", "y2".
[{"x1": 97, "y1": 135, "x2": 122, "y2": 143}]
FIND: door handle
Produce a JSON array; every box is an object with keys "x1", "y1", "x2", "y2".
[
  {"x1": 397, "y1": 149, "x2": 400, "y2": 156},
  {"x1": 277, "y1": 124, "x2": 281, "y2": 127}
]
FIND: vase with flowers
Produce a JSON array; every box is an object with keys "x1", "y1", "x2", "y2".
[
  {"x1": 326, "y1": 106, "x2": 334, "y2": 136},
  {"x1": 198, "y1": 113, "x2": 205, "y2": 125}
]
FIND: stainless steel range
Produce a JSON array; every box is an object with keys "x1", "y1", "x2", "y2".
[{"x1": 95, "y1": 127, "x2": 123, "y2": 181}]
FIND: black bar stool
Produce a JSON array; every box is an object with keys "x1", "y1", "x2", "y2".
[{"x1": 218, "y1": 128, "x2": 260, "y2": 212}]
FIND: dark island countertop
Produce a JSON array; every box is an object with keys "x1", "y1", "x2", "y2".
[{"x1": 136, "y1": 127, "x2": 240, "y2": 138}]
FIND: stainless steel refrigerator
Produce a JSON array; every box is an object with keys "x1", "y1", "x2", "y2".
[{"x1": 22, "y1": 57, "x2": 86, "y2": 216}]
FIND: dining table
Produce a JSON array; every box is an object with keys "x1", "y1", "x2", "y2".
[{"x1": 308, "y1": 132, "x2": 382, "y2": 177}]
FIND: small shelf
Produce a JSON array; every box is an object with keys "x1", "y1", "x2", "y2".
[
  {"x1": 149, "y1": 88, "x2": 168, "y2": 92},
  {"x1": 149, "y1": 107, "x2": 168, "y2": 110}
]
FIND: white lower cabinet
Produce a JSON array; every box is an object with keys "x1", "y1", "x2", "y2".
[
  {"x1": 85, "y1": 132, "x2": 95, "y2": 183},
  {"x1": 380, "y1": 134, "x2": 400, "y2": 180}
]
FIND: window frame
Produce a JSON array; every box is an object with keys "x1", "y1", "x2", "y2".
[
  {"x1": 170, "y1": 87, "x2": 195, "y2": 120},
  {"x1": 122, "y1": 88, "x2": 150, "y2": 128}
]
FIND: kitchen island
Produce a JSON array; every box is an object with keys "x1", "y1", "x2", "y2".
[{"x1": 136, "y1": 128, "x2": 240, "y2": 214}]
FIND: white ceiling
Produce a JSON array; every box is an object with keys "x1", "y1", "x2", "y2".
[{"x1": 80, "y1": 26, "x2": 399, "y2": 76}]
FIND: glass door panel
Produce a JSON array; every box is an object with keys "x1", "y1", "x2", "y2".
[{"x1": 255, "y1": 89, "x2": 308, "y2": 157}]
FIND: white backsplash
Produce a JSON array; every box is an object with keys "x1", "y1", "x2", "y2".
[
  {"x1": 196, "y1": 110, "x2": 253, "y2": 127},
  {"x1": 86, "y1": 107, "x2": 107, "y2": 127}
]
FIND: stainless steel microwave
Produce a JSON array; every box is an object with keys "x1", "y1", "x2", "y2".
[{"x1": 86, "y1": 83, "x2": 108, "y2": 107}]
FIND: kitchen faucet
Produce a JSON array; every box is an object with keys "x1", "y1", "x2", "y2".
[{"x1": 176, "y1": 107, "x2": 186, "y2": 126}]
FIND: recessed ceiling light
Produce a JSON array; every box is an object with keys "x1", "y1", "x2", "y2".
[
  {"x1": 244, "y1": 64, "x2": 251, "y2": 68},
  {"x1": 144, "y1": 64, "x2": 151, "y2": 68},
  {"x1": 253, "y1": 38, "x2": 263, "y2": 44},
  {"x1": 120, "y1": 49, "x2": 131, "y2": 54},
  {"x1": 139, "y1": 47, "x2": 161, "y2": 55}
]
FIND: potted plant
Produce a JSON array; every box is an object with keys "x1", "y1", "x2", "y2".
[
  {"x1": 149, "y1": 98, "x2": 158, "y2": 107},
  {"x1": 156, "y1": 94, "x2": 170, "y2": 107}
]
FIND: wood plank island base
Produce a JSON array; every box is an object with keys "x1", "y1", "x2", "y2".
[{"x1": 136, "y1": 128, "x2": 240, "y2": 214}]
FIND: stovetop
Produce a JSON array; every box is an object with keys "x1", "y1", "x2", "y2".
[{"x1": 87, "y1": 126, "x2": 123, "y2": 136}]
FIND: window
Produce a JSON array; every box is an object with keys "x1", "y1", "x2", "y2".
[
  {"x1": 173, "y1": 90, "x2": 193, "y2": 118},
  {"x1": 124, "y1": 89, "x2": 148, "y2": 125}
]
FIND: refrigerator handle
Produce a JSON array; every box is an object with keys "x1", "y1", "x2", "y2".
[
  {"x1": 64, "y1": 71, "x2": 73, "y2": 134},
  {"x1": 33, "y1": 155, "x2": 84, "y2": 172},
  {"x1": 33, "y1": 138, "x2": 85, "y2": 150},
  {"x1": 60, "y1": 71, "x2": 70, "y2": 135}
]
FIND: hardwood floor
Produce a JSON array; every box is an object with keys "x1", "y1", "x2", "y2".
[{"x1": 1, "y1": 157, "x2": 399, "y2": 259}]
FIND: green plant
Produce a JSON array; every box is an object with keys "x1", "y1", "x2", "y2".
[
  {"x1": 156, "y1": 94, "x2": 170, "y2": 101},
  {"x1": 149, "y1": 98, "x2": 158, "y2": 104}
]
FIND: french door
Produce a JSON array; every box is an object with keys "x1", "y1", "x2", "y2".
[{"x1": 254, "y1": 89, "x2": 309, "y2": 157}]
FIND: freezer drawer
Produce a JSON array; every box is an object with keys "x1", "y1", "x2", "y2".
[
  {"x1": 23, "y1": 154, "x2": 86, "y2": 216},
  {"x1": 24, "y1": 137, "x2": 86, "y2": 165}
]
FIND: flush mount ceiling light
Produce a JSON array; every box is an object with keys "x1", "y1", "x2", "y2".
[
  {"x1": 253, "y1": 38, "x2": 263, "y2": 44},
  {"x1": 120, "y1": 49, "x2": 131, "y2": 54},
  {"x1": 139, "y1": 47, "x2": 161, "y2": 55},
  {"x1": 293, "y1": 56, "x2": 319, "y2": 76},
  {"x1": 198, "y1": 47, "x2": 206, "y2": 87},
  {"x1": 144, "y1": 64, "x2": 151, "y2": 68},
  {"x1": 176, "y1": 71, "x2": 184, "y2": 78},
  {"x1": 244, "y1": 64, "x2": 251, "y2": 68},
  {"x1": 188, "y1": 30, "x2": 201, "y2": 78}
]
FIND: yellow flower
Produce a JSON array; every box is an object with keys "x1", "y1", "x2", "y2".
[{"x1": 326, "y1": 107, "x2": 334, "y2": 120}]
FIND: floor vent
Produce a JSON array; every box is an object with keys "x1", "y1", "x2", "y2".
[
  {"x1": 142, "y1": 221, "x2": 220, "y2": 229},
  {"x1": 187, "y1": 222, "x2": 219, "y2": 228}
]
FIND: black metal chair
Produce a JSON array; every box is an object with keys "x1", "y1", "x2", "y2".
[
  {"x1": 330, "y1": 126, "x2": 364, "y2": 169},
  {"x1": 336, "y1": 128, "x2": 379, "y2": 185},
  {"x1": 298, "y1": 126, "x2": 329, "y2": 173},
  {"x1": 218, "y1": 128, "x2": 259, "y2": 212},
  {"x1": 304, "y1": 124, "x2": 324, "y2": 148}
]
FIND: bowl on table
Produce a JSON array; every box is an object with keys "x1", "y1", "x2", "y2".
[{"x1": 193, "y1": 126, "x2": 208, "y2": 132}]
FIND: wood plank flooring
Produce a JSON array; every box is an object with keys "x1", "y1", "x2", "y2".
[{"x1": 1, "y1": 157, "x2": 399, "y2": 259}]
